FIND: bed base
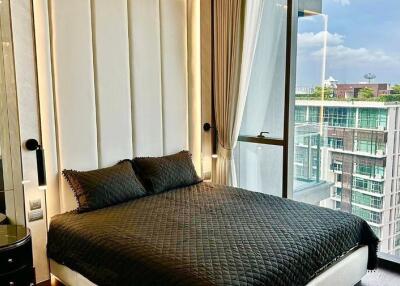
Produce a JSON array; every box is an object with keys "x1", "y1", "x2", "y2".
[{"x1": 50, "y1": 245, "x2": 368, "y2": 286}]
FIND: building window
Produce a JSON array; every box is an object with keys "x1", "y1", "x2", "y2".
[
  {"x1": 356, "y1": 139, "x2": 385, "y2": 155},
  {"x1": 308, "y1": 107, "x2": 320, "y2": 123},
  {"x1": 327, "y1": 137, "x2": 344, "y2": 149},
  {"x1": 352, "y1": 191, "x2": 383, "y2": 209},
  {"x1": 358, "y1": 108, "x2": 388, "y2": 129},
  {"x1": 324, "y1": 107, "x2": 356, "y2": 128},
  {"x1": 295, "y1": 106, "x2": 307, "y2": 122},
  {"x1": 395, "y1": 234, "x2": 400, "y2": 247},
  {"x1": 395, "y1": 220, "x2": 400, "y2": 234},
  {"x1": 354, "y1": 163, "x2": 385, "y2": 178},
  {"x1": 295, "y1": 151, "x2": 305, "y2": 164},
  {"x1": 351, "y1": 206, "x2": 382, "y2": 224},
  {"x1": 331, "y1": 161, "x2": 343, "y2": 172},
  {"x1": 353, "y1": 177, "x2": 384, "y2": 194},
  {"x1": 333, "y1": 187, "x2": 342, "y2": 198}
]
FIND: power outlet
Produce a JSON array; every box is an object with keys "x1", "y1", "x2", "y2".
[
  {"x1": 29, "y1": 198, "x2": 41, "y2": 210},
  {"x1": 28, "y1": 209, "x2": 43, "y2": 222}
]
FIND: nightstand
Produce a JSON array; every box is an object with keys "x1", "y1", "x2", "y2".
[{"x1": 0, "y1": 225, "x2": 35, "y2": 286}]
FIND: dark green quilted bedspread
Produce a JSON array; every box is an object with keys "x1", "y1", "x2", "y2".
[{"x1": 47, "y1": 182, "x2": 378, "y2": 286}]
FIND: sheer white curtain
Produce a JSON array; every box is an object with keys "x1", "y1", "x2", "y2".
[
  {"x1": 240, "y1": 0, "x2": 287, "y2": 138},
  {"x1": 214, "y1": 0, "x2": 264, "y2": 186},
  {"x1": 236, "y1": 0, "x2": 288, "y2": 194}
]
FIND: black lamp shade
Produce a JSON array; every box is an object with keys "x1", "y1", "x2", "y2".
[
  {"x1": 36, "y1": 148, "x2": 46, "y2": 187},
  {"x1": 25, "y1": 139, "x2": 47, "y2": 187}
]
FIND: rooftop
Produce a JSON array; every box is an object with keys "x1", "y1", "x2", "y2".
[{"x1": 295, "y1": 99, "x2": 400, "y2": 108}]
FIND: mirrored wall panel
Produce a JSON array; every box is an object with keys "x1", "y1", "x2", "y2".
[{"x1": 0, "y1": 0, "x2": 24, "y2": 226}]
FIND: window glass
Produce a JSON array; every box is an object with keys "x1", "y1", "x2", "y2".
[
  {"x1": 235, "y1": 143, "x2": 283, "y2": 197},
  {"x1": 293, "y1": 0, "x2": 400, "y2": 259},
  {"x1": 358, "y1": 109, "x2": 388, "y2": 129},
  {"x1": 240, "y1": 0, "x2": 287, "y2": 139},
  {"x1": 236, "y1": 0, "x2": 288, "y2": 197}
]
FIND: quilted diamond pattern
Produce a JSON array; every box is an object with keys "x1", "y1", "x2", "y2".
[
  {"x1": 132, "y1": 151, "x2": 202, "y2": 194},
  {"x1": 48, "y1": 183, "x2": 378, "y2": 286},
  {"x1": 63, "y1": 161, "x2": 146, "y2": 212}
]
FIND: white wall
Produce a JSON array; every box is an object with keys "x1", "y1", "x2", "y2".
[
  {"x1": 33, "y1": 0, "x2": 200, "y2": 215},
  {"x1": 32, "y1": 0, "x2": 201, "y2": 280}
]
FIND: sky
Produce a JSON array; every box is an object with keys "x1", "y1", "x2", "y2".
[{"x1": 296, "y1": 0, "x2": 400, "y2": 88}]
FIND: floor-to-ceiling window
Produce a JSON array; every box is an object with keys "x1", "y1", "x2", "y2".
[
  {"x1": 236, "y1": 0, "x2": 400, "y2": 262},
  {"x1": 235, "y1": 0, "x2": 289, "y2": 198},
  {"x1": 293, "y1": 0, "x2": 400, "y2": 261}
]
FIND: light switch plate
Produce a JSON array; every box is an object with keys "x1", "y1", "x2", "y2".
[
  {"x1": 28, "y1": 209, "x2": 43, "y2": 222},
  {"x1": 29, "y1": 198, "x2": 41, "y2": 210}
]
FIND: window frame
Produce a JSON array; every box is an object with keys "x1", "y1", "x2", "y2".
[
  {"x1": 234, "y1": 0, "x2": 400, "y2": 268},
  {"x1": 237, "y1": 0, "x2": 296, "y2": 199}
]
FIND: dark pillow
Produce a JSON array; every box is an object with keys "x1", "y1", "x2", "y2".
[
  {"x1": 63, "y1": 161, "x2": 146, "y2": 213},
  {"x1": 132, "y1": 151, "x2": 202, "y2": 194}
]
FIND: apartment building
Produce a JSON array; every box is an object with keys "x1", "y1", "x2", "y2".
[
  {"x1": 295, "y1": 100, "x2": 400, "y2": 256},
  {"x1": 336, "y1": 83, "x2": 390, "y2": 98}
]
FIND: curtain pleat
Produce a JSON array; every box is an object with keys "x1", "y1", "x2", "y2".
[{"x1": 213, "y1": 0, "x2": 264, "y2": 186}]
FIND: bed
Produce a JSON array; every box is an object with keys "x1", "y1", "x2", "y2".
[{"x1": 47, "y1": 182, "x2": 378, "y2": 286}]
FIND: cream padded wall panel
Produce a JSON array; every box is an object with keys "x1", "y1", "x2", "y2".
[
  {"x1": 128, "y1": 0, "x2": 164, "y2": 157},
  {"x1": 92, "y1": 0, "x2": 133, "y2": 166},
  {"x1": 40, "y1": 0, "x2": 196, "y2": 216},
  {"x1": 187, "y1": 0, "x2": 201, "y2": 173},
  {"x1": 33, "y1": 0, "x2": 60, "y2": 221},
  {"x1": 50, "y1": 0, "x2": 98, "y2": 212},
  {"x1": 160, "y1": 0, "x2": 189, "y2": 154}
]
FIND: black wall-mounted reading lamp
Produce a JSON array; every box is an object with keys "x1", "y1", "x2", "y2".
[
  {"x1": 203, "y1": 123, "x2": 214, "y2": 132},
  {"x1": 25, "y1": 139, "x2": 46, "y2": 187},
  {"x1": 203, "y1": 123, "x2": 218, "y2": 157}
]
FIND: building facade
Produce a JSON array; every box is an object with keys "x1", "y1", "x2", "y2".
[
  {"x1": 336, "y1": 83, "x2": 390, "y2": 98},
  {"x1": 295, "y1": 100, "x2": 400, "y2": 256}
]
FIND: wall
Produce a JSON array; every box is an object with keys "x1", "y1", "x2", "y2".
[
  {"x1": 5, "y1": 0, "x2": 203, "y2": 282},
  {"x1": 32, "y1": 0, "x2": 201, "y2": 281},
  {"x1": 9, "y1": 0, "x2": 50, "y2": 283},
  {"x1": 200, "y1": 0, "x2": 213, "y2": 180},
  {"x1": 34, "y1": 0, "x2": 200, "y2": 215}
]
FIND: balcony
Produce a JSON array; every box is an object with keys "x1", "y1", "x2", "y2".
[
  {"x1": 293, "y1": 180, "x2": 332, "y2": 205},
  {"x1": 351, "y1": 193, "x2": 383, "y2": 210},
  {"x1": 327, "y1": 148, "x2": 386, "y2": 158},
  {"x1": 352, "y1": 172, "x2": 385, "y2": 182},
  {"x1": 293, "y1": 125, "x2": 333, "y2": 204},
  {"x1": 351, "y1": 205, "x2": 383, "y2": 224},
  {"x1": 351, "y1": 201, "x2": 383, "y2": 213}
]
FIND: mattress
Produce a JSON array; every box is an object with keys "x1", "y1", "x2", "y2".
[{"x1": 47, "y1": 182, "x2": 378, "y2": 286}]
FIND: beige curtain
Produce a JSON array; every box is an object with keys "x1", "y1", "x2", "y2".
[{"x1": 213, "y1": 0, "x2": 264, "y2": 186}]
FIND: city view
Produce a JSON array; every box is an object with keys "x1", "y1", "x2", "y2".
[{"x1": 294, "y1": 1, "x2": 400, "y2": 258}]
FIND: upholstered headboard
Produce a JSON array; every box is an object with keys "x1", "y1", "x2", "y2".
[{"x1": 34, "y1": 0, "x2": 200, "y2": 215}]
